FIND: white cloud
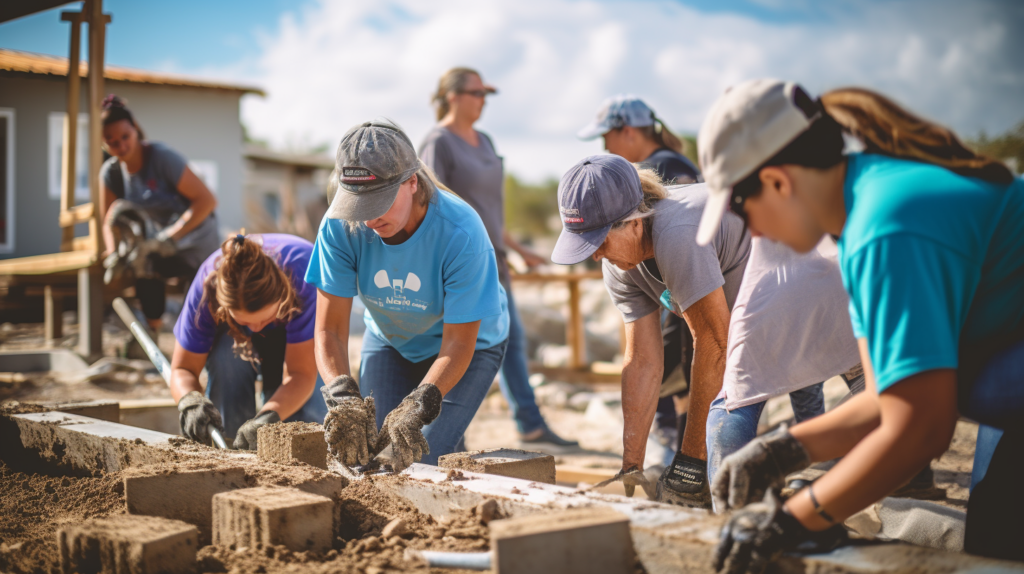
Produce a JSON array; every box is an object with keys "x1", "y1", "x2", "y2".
[{"x1": 236, "y1": 0, "x2": 1023, "y2": 182}]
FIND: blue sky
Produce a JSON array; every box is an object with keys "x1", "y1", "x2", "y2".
[{"x1": 3, "y1": 0, "x2": 1021, "y2": 181}]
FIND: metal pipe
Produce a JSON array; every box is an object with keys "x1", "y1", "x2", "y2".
[
  {"x1": 112, "y1": 297, "x2": 227, "y2": 449},
  {"x1": 404, "y1": 549, "x2": 492, "y2": 570}
]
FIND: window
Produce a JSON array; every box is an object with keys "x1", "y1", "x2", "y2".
[
  {"x1": 188, "y1": 160, "x2": 219, "y2": 194},
  {"x1": 48, "y1": 112, "x2": 91, "y2": 201},
  {"x1": 0, "y1": 108, "x2": 13, "y2": 253}
]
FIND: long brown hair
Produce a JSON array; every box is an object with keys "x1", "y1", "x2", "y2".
[
  {"x1": 822, "y1": 88, "x2": 1014, "y2": 184},
  {"x1": 431, "y1": 67, "x2": 481, "y2": 121},
  {"x1": 637, "y1": 118, "x2": 687, "y2": 157},
  {"x1": 198, "y1": 235, "x2": 300, "y2": 363},
  {"x1": 100, "y1": 94, "x2": 146, "y2": 141}
]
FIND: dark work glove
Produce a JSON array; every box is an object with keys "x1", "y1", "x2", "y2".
[
  {"x1": 178, "y1": 390, "x2": 224, "y2": 445},
  {"x1": 714, "y1": 490, "x2": 847, "y2": 574},
  {"x1": 322, "y1": 375, "x2": 379, "y2": 466},
  {"x1": 658, "y1": 452, "x2": 712, "y2": 509},
  {"x1": 375, "y1": 384, "x2": 442, "y2": 473},
  {"x1": 712, "y1": 427, "x2": 811, "y2": 513},
  {"x1": 232, "y1": 410, "x2": 281, "y2": 450}
]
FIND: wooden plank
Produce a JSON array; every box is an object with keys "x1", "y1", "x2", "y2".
[
  {"x1": 510, "y1": 270, "x2": 603, "y2": 283},
  {"x1": 528, "y1": 364, "x2": 622, "y2": 385},
  {"x1": 58, "y1": 203, "x2": 94, "y2": 228},
  {"x1": 0, "y1": 250, "x2": 96, "y2": 275},
  {"x1": 86, "y1": 0, "x2": 106, "y2": 261},
  {"x1": 78, "y1": 266, "x2": 103, "y2": 358},
  {"x1": 44, "y1": 285, "x2": 64, "y2": 341},
  {"x1": 554, "y1": 465, "x2": 618, "y2": 485}
]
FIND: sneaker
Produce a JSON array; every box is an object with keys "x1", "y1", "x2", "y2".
[{"x1": 519, "y1": 426, "x2": 579, "y2": 450}]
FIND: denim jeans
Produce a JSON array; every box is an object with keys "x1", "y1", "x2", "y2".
[
  {"x1": 205, "y1": 327, "x2": 328, "y2": 438},
  {"x1": 359, "y1": 329, "x2": 507, "y2": 465},
  {"x1": 963, "y1": 338, "x2": 1024, "y2": 561},
  {"x1": 498, "y1": 291, "x2": 546, "y2": 433},
  {"x1": 706, "y1": 383, "x2": 827, "y2": 487}
]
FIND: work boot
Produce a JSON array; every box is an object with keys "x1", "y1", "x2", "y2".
[{"x1": 519, "y1": 425, "x2": 579, "y2": 451}]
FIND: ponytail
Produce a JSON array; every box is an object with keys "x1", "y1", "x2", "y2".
[
  {"x1": 637, "y1": 116, "x2": 688, "y2": 157},
  {"x1": 198, "y1": 234, "x2": 300, "y2": 364},
  {"x1": 821, "y1": 88, "x2": 1014, "y2": 184}
]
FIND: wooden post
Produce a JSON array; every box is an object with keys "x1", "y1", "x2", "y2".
[
  {"x1": 566, "y1": 278, "x2": 586, "y2": 370},
  {"x1": 44, "y1": 285, "x2": 64, "y2": 342},
  {"x1": 280, "y1": 165, "x2": 297, "y2": 235},
  {"x1": 81, "y1": 0, "x2": 109, "y2": 358},
  {"x1": 59, "y1": 11, "x2": 84, "y2": 252}
]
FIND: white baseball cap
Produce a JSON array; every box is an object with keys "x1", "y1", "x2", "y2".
[{"x1": 695, "y1": 79, "x2": 821, "y2": 245}]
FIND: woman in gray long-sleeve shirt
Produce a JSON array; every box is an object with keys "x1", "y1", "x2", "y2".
[{"x1": 419, "y1": 67, "x2": 577, "y2": 449}]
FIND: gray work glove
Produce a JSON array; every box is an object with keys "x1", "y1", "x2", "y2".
[
  {"x1": 177, "y1": 390, "x2": 224, "y2": 445},
  {"x1": 711, "y1": 427, "x2": 811, "y2": 513},
  {"x1": 658, "y1": 453, "x2": 712, "y2": 509},
  {"x1": 714, "y1": 490, "x2": 847, "y2": 574},
  {"x1": 322, "y1": 375, "x2": 379, "y2": 466},
  {"x1": 232, "y1": 410, "x2": 281, "y2": 450},
  {"x1": 374, "y1": 384, "x2": 442, "y2": 473}
]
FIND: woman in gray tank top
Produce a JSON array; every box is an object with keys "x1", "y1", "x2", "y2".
[{"x1": 99, "y1": 95, "x2": 220, "y2": 333}]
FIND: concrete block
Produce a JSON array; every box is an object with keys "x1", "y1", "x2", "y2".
[
  {"x1": 57, "y1": 514, "x2": 197, "y2": 574},
  {"x1": 439, "y1": 448, "x2": 556, "y2": 484},
  {"x1": 490, "y1": 508, "x2": 635, "y2": 574},
  {"x1": 257, "y1": 422, "x2": 327, "y2": 469},
  {"x1": 212, "y1": 486, "x2": 333, "y2": 553},
  {"x1": 125, "y1": 465, "x2": 247, "y2": 544},
  {"x1": 38, "y1": 400, "x2": 120, "y2": 423}
]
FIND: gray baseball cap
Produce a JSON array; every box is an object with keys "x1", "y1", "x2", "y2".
[
  {"x1": 695, "y1": 79, "x2": 821, "y2": 245},
  {"x1": 326, "y1": 118, "x2": 421, "y2": 222},
  {"x1": 577, "y1": 95, "x2": 656, "y2": 140},
  {"x1": 551, "y1": 154, "x2": 644, "y2": 265}
]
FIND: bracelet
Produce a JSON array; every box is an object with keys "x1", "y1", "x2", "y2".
[{"x1": 807, "y1": 484, "x2": 836, "y2": 524}]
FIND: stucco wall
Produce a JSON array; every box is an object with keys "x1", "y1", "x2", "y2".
[{"x1": 0, "y1": 73, "x2": 249, "y2": 259}]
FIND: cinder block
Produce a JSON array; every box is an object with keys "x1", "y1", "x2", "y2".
[
  {"x1": 212, "y1": 486, "x2": 333, "y2": 553},
  {"x1": 58, "y1": 514, "x2": 197, "y2": 574},
  {"x1": 439, "y1": 448, "x2": 556, "y2": 484},
  {"x1": 490, "y1": 508, "x2": 635, "y2": 574},
  {"x1": 124, "y1": 465, "x2": 247, "y2": 544},
  {"x1": 257, "y1": 422, "x2": 327, "y2": 469}
]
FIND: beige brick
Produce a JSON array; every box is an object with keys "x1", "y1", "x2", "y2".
[
  {"x1": 439, "y1": 448, "x2": 556, "y2": 484},
  {"x1": 490, "y1": 508, "x2": 635, "y2": 574},
  {"x1": 212, "y1": 486, "x2": 332, "y2": 553},
  {"x1": 58, "y1": 514, "x2": 197, "y2": 574},
  {"x1": 257, "y1": 422, "x2": 327, "y2": 469}
]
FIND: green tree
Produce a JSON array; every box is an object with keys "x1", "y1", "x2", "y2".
[
  {"x1": 504, "y1": 174, "x2": 560, "y2": 238},
  {"x1": 968, "y1": 121, "x2": 1024, "y2": 175}
]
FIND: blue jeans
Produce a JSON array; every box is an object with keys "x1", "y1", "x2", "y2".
[
  {"x1": 205, "y1": 330, "x2": 328, "y2": 438},
  {"x1": 706, "y1": 383, "x2": 827, "y2": 487},
  {"x1": 499, "y1": 291, "x2": 546, "y2": 433},
  {"x1": 359, "y1": 329, "x2": 507, "y2": 465}
]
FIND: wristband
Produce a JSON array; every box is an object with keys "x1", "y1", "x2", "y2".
[{"x1": 807, "y1": 484, "x2": 836, "y2": 524}]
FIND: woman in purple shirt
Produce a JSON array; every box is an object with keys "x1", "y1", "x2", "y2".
[{"x1": 169, "y1": 234, "x2": 327, "y2": 449}]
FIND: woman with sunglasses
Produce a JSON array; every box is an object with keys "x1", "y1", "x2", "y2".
[
  {"x1": 699, "y1": 80, "x2": 1024, "y2": 570},
  {"x1": 419, "y1": 67, "x2": 576, "y2": 450}
]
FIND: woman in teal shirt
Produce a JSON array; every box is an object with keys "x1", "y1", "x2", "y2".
[
  {"x1": 694, "y1": 80, "x2": 1023, "y2": 570},
  {"x1": 307, "y1": 119, "x2": 508, "y2": 473}
]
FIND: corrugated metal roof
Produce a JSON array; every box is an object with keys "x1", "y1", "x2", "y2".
[{"x1": 0, "y1": 48, "x2": 265, "y2": 96}]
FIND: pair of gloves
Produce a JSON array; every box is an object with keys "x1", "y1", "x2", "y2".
[
  {"x1": 610, "y1": 428, "x2": 846, "y2": 574},
  {"x1": 177, "y1": 391, "x2": 280, "y2": 450},
  {"x1": 321, "y1": 375, "x2": 441, "y2": 472}
]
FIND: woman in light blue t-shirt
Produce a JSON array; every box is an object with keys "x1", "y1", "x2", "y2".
[
  {"x1": 696, "y1": 81, "x2": 1024, "y2": 569},
  {"x1": 306, "y1": 119, "x2": 508, "y2": 473}
]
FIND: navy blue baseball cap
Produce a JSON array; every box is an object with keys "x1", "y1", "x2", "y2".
[
  {"x1": 552, "y1": 154, "x2": 644, "y2": 265},
  {"x1": 577, "y1": 95, "x2": 656, "y2": 140}
]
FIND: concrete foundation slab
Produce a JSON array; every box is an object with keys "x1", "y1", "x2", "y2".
[
  {"x1": 213, "y1": 486, "x2": 333, "y2": 553},
  {"x1": 257, "y1": 422, "x2": 327, "y2": 469},
  {"x1": 125, "y1": 464, "x2": 248, "y2": 544},
  {"x1": 57, "y1": 514, "x2": 198, "y2": 574},
  {"x1": 439, "y1": 448, "x2": 555, "y2": 484},
  {"x1": 490, "y1": 507, "x2": 635, "y2": 574},
  {"x1": 0, "y1": 349, "x2": 88, "y2": 373}
]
